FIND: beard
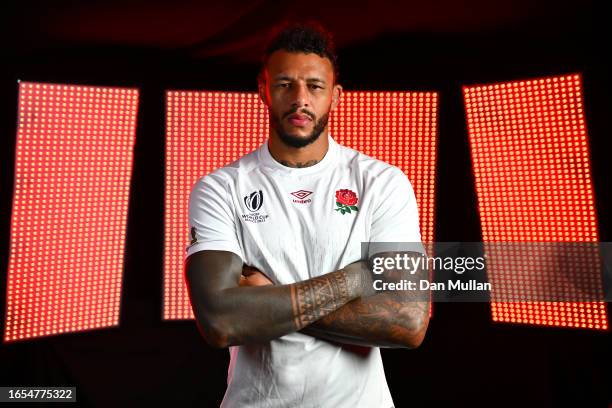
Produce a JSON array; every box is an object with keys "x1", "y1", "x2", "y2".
[{"x1": 270, "y1": 108, "x2": 330, "y2": 149}]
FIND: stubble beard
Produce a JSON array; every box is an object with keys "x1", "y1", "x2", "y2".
[{"x1": 270, "y1": 109, "x2": 330, "y2": 149}]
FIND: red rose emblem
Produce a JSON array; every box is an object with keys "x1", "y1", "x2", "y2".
[
  {"x1": 334, "y1": 189, "x2": 359, "y2": 215},
  {"x1": 336, "y1": 189, "x2": 358, "y2": 206}
]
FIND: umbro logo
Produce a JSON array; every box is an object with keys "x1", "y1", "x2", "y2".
[{"x1": 290, "y1": 190, "x2": 312, "y2": 204}]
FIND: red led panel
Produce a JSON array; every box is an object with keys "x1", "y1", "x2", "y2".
[
  {"x1": 464, "y1": 74, "x2": 608, "y2": 330},
  {"x1": 164, "y1": 90, "x2": 438, "y2": 320},
  {"x1": 330, "y1": 91, "x2": 438, "y2": 245},
  {"x1": 164, "y1": 91, "x2": 267, "y2": 320},
  {"x1": 4, "y1": 82, "x2": 139, "y2": 342}
]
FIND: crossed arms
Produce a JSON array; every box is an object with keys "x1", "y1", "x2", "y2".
[{"x1": 184, "y1": 250, "x2": 429, "y2": 349}]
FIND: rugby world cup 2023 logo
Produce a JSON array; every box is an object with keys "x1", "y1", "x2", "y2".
[
  {"x1": 242, "y1": 190, "x2": 269, "y2": 223},
  {"x1": 244, "y1": 190, "x2": 263, "y2": 212}
]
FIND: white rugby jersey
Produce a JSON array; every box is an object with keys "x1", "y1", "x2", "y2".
[{"x1": 186, "y1": 134, "x2": 423, "y2": 408}]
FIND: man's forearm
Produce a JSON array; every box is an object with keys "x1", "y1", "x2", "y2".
[
  {"x1": 192, "y1": 263, "x2": 367, "y2": 348},
  {"x1": 300, "y1": 293, "x2": 429, "y2": 348},
  {"x1": 300, "y1": 255, "x2": 430, "y2": 348}
]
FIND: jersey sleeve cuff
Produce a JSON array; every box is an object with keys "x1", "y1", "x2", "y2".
[{"x1": 185, "y1": 240, "x2": 244, "y2": 262}]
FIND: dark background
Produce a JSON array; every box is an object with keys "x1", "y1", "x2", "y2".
[{"x1": 1, "y1": 1, "x2": 611, "y2": 407}]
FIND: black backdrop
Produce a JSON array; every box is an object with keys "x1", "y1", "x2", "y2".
[{"x1": 1, "y1": 1, "x2": 611, "y2": 407}]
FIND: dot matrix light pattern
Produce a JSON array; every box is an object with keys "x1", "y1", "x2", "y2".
[
  {"x1": 164, "y1": 91, "x2": 437, "y2": 320},
  {"x1": 330, "y1": 91, "x2": 438, "y2": 245},
  {"x1": 164, "y1": 91, "x2": 268, "y2": 319},
  {"x1": 464, "y1": 74, "x2": 607, "y2": 330},
  {"x1": 4, "y1": 82, "x2": 139, "y2": 342}
]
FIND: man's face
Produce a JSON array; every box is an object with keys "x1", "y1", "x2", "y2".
[{"x1": 259, "y1": 50, "x2": 342, "y2": 148}]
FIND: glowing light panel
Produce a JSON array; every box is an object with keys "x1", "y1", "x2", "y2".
[
  {"x1": 164, "y1": 91, "x2": 267, "y2": 320},
  {"x1": 464, "y1": 74, "x2": 607, "y2": 330},
  {"x1": 331, "y1": 91, "x2": 438, "y2": 244},
  {"x1": 164, "y1": 90, "x2": 438, "y2": 320},
  {"x1": 4, "y1": 82, "x2": 139, "y2": 342}
]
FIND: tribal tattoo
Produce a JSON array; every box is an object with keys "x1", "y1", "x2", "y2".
[
  {"x1": 301, "y1": 253, "x2": 430, "y2": 348},
  {"x1": 290, "y1": 267, "x2": 364, "y2": 330}
]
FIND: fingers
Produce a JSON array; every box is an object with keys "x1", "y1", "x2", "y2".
[
  {"x1": 242, "y1": 265, "x2": 261, "y2": 276},
  {"x1": 239, "y1": 272, "x2": 274, "y2": 287},
  {"x1": 241, "y1": 265, "x2": 274, "y2": 285}
]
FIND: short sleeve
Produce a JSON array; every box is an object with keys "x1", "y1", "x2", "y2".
[
  {"x1": 185, "y1": 174, "x2": 244, "y2": 261},
  {"x1": 368, "y1": 167, "x2": 426, "y2": 258}
]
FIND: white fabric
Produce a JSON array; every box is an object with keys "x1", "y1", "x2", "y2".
[{"x1": 186, "y1": 134, "x2": 423, "y2": 408}]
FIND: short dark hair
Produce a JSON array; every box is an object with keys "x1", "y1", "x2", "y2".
[{"x1": 259, "y1": 22, "x2": 339, "y2": 84}]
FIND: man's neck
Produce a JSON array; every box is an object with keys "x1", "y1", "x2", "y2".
[{"x1": 268, "y1": 131, "x2": 330, "y2": 168}]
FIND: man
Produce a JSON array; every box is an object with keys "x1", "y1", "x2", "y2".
[{"x1": 184, "y1": 22, "x2": 429, "y2": 408}]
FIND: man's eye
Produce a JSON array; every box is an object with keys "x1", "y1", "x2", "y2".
[
  {"x1": 309, "y1": 85, "x2": 322, "y2": 90},
  {"x1": 276, "y1": 83, "x2": 290, "y2": 88}
]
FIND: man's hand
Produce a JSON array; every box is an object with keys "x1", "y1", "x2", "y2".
[{"x1": 239, "y1": 265, "x2": 274, "y2": 287}]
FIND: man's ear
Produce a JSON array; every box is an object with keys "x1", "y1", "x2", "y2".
[
  {"x1": 331, "y1": 83, "x2": 343, "y2": 111},
  {"x1": 258, "y1": 75, "x2": 269, "y2": 107}
]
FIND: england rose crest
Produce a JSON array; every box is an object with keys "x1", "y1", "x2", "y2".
[{"x1": 335, "y1": 189, "x2": 359, "y2": 215}]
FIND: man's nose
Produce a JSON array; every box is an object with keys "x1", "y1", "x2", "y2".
[{"x1": 290, "y1": 83, "x2": 309, "y2": 107}]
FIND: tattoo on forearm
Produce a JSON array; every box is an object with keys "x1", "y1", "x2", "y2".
[
  {"x1": 309, "y1": 292, "x2": 429, "y2": 347},
  {"x1": 290, "y1": 270, "x2": 354, "y2": 329},
  {"x1": 305, "y1": 254, "x2": 430, "y2": 347}
]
